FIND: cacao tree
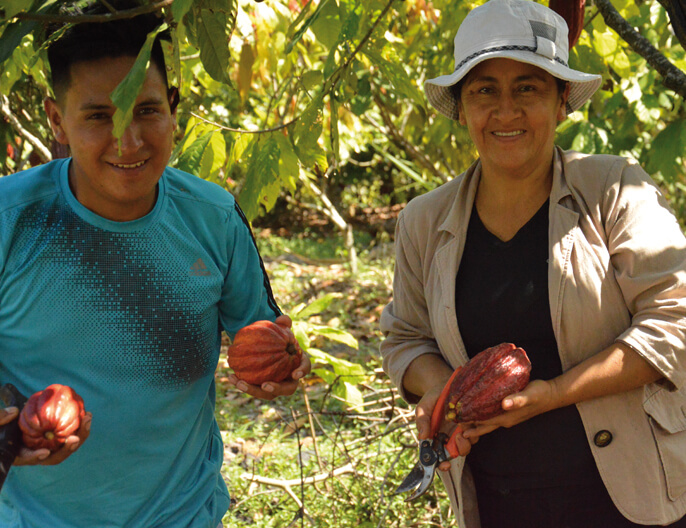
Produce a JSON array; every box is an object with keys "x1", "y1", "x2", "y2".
[{"x1": 0, "y1": 0, "x2": 685, "y2": 235}]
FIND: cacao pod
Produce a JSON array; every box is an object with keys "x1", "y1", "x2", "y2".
[
  {"x1": 228, "y1": 320, "x2": 303, "y2": 385},
  {"x1": 443, "y1": 343, "x2": 531, "y2": 422},
  {"x1": 18, "y1": 384, "x2": 86, "y2": 452},
  {"x1": 549, "y1": 0, "x2": 586, "y2": 49}
]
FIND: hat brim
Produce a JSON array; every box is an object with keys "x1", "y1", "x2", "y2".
[{"x1": 425, "y1": 50, "x2": 602, "y2": 121}]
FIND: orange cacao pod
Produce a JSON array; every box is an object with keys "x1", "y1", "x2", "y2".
[
  {"x1": 18, "y1": 384, "x2": 86, "y2": 452},
  {"x1": 549, "y1": 0, "x2": 586, "y2": 49},
  {"x1": 228, "y1": 320, "x2": 303, "y2": 385},
  {"x1": 443, "y1": 343, "x2": 531, "y2": 422}
]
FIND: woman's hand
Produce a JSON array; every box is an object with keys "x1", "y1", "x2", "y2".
[
  {"x1": 415, "y1": 381, "x2": 478, "y2": 471},
  {"x1": 227, "y1": 314, "x2": 312, "y2": 401},
  {"x1": 462, "y1": 379, "x2": 557, "y2": 440},
  {"x1": 0, "y1": 406, "x2": 92, "y2": 466}
]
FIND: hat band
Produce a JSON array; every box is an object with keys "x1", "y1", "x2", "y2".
[{"x1": 453, "y1": 44, "x2": 568, "y2": 73}]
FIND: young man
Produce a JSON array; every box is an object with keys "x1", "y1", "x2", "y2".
[{"x1": 0, "y1": 6, "x2": 309, "y2": 527}]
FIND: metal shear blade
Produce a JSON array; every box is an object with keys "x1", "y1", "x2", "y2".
[{"x1": 393, "y1": 439, "x2": 440, "y2": 501}]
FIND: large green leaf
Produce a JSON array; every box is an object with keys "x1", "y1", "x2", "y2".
[
  {"x1": 175, "y1": 131, "x2": 214, "y2": 177},
  {"x1": 289, "y1": 94, "x2": 327, "y2": 169},
  {"x1": 309, "y1": 0, "x2": 342, "y2": 49},
  {"x1": 110, "y1": 23, "x2": 168, "y2": 141},
  {"x1": 364, "y1": 49, "x2": 425, "y2": 108},
  {"x1": 239, "y1": 135, "x2": 281, "y2": 221},
  {"x1": 1, "y1": 0, "x2": 35, "y2": 19},
  {"x1": 0, "y1": 19, "x2": 37, "y2": 65},
  {"x1": 645, "y1": 121, "x2": 685, "y2": 181},
  {"x1": 285, "y1": 0, "x2": 333, "y2": 54},
  {"x1": 171, "y1": 0, "x2": 195, "y2": 23},
  {"x1": 194, "y1": 8, "x2": 231, "y2": 85}
]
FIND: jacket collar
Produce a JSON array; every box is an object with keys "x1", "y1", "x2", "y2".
[
  {"x1": 438, "y1": 147, "x2": 572, "y2": 237},
  {"x1": 437, "y1": 158, "x2": 481, "y2": 236}
]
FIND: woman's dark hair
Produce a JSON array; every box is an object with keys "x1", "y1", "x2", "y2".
[{"x1": 46, "y1": 1, "x2": 169, "y2": 101}]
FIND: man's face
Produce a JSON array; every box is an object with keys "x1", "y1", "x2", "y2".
[{"x1": 45, "y1": 55, "x2": 177, "y2": 222}]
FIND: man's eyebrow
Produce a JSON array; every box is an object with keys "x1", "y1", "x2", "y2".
[
  {"x1": 78, "y1": 102, "x2": 113, "y2": 111},
  {"x1": 136, "y1": 97, "x2": 165, "y2": 106}
]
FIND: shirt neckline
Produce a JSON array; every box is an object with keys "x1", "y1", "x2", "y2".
[{"x1": 59, "y1": 158, "x2": 166, "y2": 233}]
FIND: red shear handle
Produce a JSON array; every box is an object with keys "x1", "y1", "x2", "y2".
[
  {"x1": 429, "y1": 366, "x2": 462, "y2": 438},
  {"x1": 444, "y1": 426, "x2": 462, "y2": 459}
]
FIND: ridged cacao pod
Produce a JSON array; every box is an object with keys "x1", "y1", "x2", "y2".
[
  {"x1": 18, "y1": 384, "x2": 86, "y2": 452},
  {"x1": 549, "y1": 0, "x2": 586, "y2": 49},
  {"x1": 443, "y1": 343, "x2": 531, "y2": 422},
  {"x1": 228, "y1": 320, "x2": 303, "y2": 385}
]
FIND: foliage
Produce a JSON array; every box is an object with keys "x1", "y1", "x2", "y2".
[
  {"x1": 2, "y1": 0, "x2": 683, "y2": 229},
  {"x1": 214, "y1": 236, "x2": 459, "y2": 527}
]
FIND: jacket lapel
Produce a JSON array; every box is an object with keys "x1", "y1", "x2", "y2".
[
  {"x1": 434, "y1": 161, "x2": 481, "y2": 367},
  {"x1": 549, "y1": 149, "x2": 580, "y2": 369}
]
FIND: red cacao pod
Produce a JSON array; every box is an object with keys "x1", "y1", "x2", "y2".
[
  {"x1": 18, "y1": 384, "x2": 86, "y2": 452},
  {"x1": 443, "y1": 343, "x2": 531, "y2": 422},
  {"x1": 228, "y1": 320, "x2": 303, "y2": 385},
  {"x1": 549, "y1": 0, "x2": 586, "y2": 49}
]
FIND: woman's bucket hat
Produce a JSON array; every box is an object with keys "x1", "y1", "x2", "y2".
[{"x1": 424, "y1": 0, "x2": 603, "y2": 120}]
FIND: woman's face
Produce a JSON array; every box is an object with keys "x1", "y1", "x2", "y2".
[{"x1": 457, "y1": 58, "x2": 569, "y2": 179}]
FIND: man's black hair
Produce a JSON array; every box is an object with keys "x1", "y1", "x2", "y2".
[{"x1": 46, "y1": 0, "x2": 170, "y2": 101}]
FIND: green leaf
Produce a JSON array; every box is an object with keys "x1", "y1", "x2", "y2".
[
  {"x1": 292, "y1": 292, "x2": 343, "y2": 319},
  {"x1": 309, "y1": 0, "x2": 342, "y2": 49},
  {"x1": 195, "y1": 8, "x2": 231, "y2": 84},
  {"x1": 111, "y1": 23, "x2": 168, "y2": 141},
  {"x1": 175, "y1": 131, "x2": 214, "y2": 177},
  {"x1": 307, "y1": 348, "x2": 366, "y2": 380},
  {"x1": 289, "y1": 94, "x2": 327, "y2": 170},
  {"x1": 364, "y1": 49, "x2": 424, "y2": 108},
  {"x1": 308, "y1": 325, "x2": 359, "y2": 349},
  {"x1": 172, "y1": 0, "x2": 195, "y2": 23},
  {"x1": 199, "y1": 130, "x2": 227, "y2": 182},
  {"x1": 285, "y1": 0, "x2": 333, "y2": 55},
  {"x1": 645, "y1": 121, "x2": 685, "y2": 181},
  {"x1": 239, "y1": 135, "x2": 281, "y2": 221},
  {"x1": 592, "y1": 29, "x2": 618, "y2": 57},
  {"x1": 271, "y1": 133, "x2": 299, "y2": 192},
  {"x1": 1, "y1": 0, "x2": 34, "y2": 19},
  {"x1": 0, "y1": 19, "x2": 36, "y2": 65}
]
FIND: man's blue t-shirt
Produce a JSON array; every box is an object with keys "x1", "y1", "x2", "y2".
[{"x1": 0, "y1": 158, "x2": 281, "y2": 527}]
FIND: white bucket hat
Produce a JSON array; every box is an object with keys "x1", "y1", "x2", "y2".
[{"x1": 425, "y1": 0, "x2": 603, "y2": 120}]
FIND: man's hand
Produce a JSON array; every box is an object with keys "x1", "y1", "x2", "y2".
[
  {"x1": 227, "y1": 314, "x2": 312, "y2": 401},
  {"x1": 0, "y1": 406, "x2": 92, "y2": 466}
]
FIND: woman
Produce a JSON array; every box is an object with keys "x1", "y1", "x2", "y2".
[{"x1": 380, "y1": 1, "x2": 686, "y2": 527}]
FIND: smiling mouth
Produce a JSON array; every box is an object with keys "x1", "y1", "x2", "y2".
[
  {"x1": 493, "y1": 130, "x2": 525, "y2": 137},
  {"x1": 110, "y1": 160, "x2": 147, "y2": 169}
]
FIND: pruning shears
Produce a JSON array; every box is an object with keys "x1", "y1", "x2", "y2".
[{"x1": 394, "y1": 367, "x2": 463, "y2": 501}]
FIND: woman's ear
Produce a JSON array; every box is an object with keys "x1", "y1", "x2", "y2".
[
  {"x1": 43, "y1": 97, "x2": 69, "y2": 145},
  {"x1": 558, "y1": 82, "x2": 571, "y2": 121}
]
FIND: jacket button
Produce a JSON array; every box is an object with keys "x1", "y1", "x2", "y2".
[{"x1": 594, "y1": 430, "x2": 613, "y2": 447}]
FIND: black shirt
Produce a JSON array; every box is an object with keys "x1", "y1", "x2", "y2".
[{"x1": 454, "y1": 199, "x2": 598, "y2": 489}]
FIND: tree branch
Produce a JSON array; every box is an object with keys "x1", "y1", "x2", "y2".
[
  {"x1": 657, "y1": 0, "x2": 686, "y2": 50},
  {"x1": 366, "y1": 98, "x2": 451, "y2": 184},
  {"x1": 594, "y1": 0, "x2": 686, "y2": 97},
  {"x1": 0, "y1": 95, "x2": 52, "y2": 163},
  {"x1": 13, "y1": 0, "x2": 173, "y2": 23}
]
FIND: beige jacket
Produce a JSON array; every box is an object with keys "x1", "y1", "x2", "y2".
[{"x1": 380, "y1": 148, "x2": 686, "y2": 526}]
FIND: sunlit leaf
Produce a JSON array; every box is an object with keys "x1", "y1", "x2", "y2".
[
  {"x1": 645, "y1": 121, "x2": 685, "y2": 181},
  {"x1": 111, "y1": 23, "x2": 168, "y2": 141},
  {"x1": 285, "y1": 0, "x2": 333, "y2": 54},
  {"x1": 239, "y1": 135, "x2": 281, "y2": 221},
  {"x1": 289, "y1": 94, "x2": 327, "y2": 169}
]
